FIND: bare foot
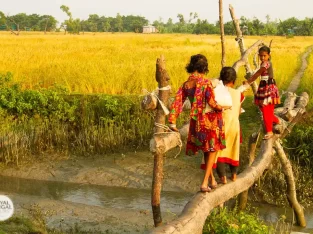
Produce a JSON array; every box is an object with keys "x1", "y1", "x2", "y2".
[
  {"x1": 220, "y1": 176, "x2": 227, "y2": 184},
  {"x1": 231, "y1": 174, "x2": 237, "y2": 181}
]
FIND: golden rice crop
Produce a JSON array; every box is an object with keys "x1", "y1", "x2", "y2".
[{"x1": 0, "y1": 32, "x2": 312, "y2": 96}]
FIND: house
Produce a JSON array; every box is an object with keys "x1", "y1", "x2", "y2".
[{"x1": 142, "y1": 25, "x2": 157, "y2": 34}]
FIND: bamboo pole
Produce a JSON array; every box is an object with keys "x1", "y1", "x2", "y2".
[
  {"x1": 151, "y1": 55, "x2": 171, "y2": 227},
  {"x1": 219, "y1": 0, "x2": 226, "y2": 67}
]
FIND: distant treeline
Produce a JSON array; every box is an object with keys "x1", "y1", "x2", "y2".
[{"x1": 1, "y1": 7, "x2": 313, "y2": 36}]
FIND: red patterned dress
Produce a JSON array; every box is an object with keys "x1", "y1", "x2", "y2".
[
  {"x1": 168, "y1": 74, "x2": 226, "y2": 155},
  {"x1": 255, "y1": 61, "x2": 280, "y2": 105}
]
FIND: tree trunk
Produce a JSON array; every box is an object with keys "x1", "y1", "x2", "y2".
[
  {"x1": 274, "y1": 141, "x2": 306, "y2": 227},
  {"x1": 229, "y1": 4, "x2": 258, "y2": 94},
  {"x1": 44, "y1": 18, "x2": 49, "y2": 34},
  {"x1": 238, "y1": 130, "x2": 260, "y2": 210},
  {"x1": 232, "y1": 40, "x2": 264, "y2": 72},
  {"x1": 151, "y1": 55, "x2": 171, "y2": 227},
  {"x1": 219, "y1": 0, "x2": 226, "y2": 67}
]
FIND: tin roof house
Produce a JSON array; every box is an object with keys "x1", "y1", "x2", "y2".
[{"x1": 142, "y1": 25, "x2": 158, "y2": 33}]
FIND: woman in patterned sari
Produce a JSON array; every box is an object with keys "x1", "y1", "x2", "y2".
[{"x1": 168, "y1": 54, "x2": 229, "y2": 192}]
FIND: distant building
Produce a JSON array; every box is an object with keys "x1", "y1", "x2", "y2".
[{"x1": 142, "y1": 25, "x2": 157, "y2": 34}]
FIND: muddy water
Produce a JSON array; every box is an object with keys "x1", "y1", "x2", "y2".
[
  {"x1": 0, "y1": 175, "x2": 312, "y2": 233},
  {"x1": 0, "y1": 175, "x2": 193, "y2": 213},
  {"x1": 255, "y1": 202, "x2": 313, "y2": 233}
]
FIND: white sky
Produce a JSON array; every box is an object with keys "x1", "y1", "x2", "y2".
[{"x1": 1, "y1": 0, "x2": 312, "y2": 24}]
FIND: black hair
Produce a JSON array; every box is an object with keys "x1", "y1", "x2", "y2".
[
  {"x1": 185, "y1": 54, "x2": 209, "y2": 74},
  {"x1": 219, "y1": 67, "x2": 237, "y2": 85},
  {"x1": 259, "y1": 45, "x2": 271, "y2": 54}
]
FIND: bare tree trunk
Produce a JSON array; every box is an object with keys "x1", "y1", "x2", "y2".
[
  {"x1": 274, "y1": 141, "x2": 306, "y2": 227},
  {"x1": 44, "y1": 18, "x2": 49, "y2": 34},
  {"x1": 9, "y1": 28, "x2": 19, "y2": 35},
  {"x1": 151, "y1": 55, "x2": 171, "y2": 227},
  {"x1": 229, "y1": 4, "x2": 258, "y2": 94},
  {"x1": 219, "y1": 0, "x2": 226, "y2": 67},
  {"x1": 232, "y1": 40, "x2": 263, "y2": 72},
  {"x1": 238, "y1": 130, "x2": 260, "y2": 210}
]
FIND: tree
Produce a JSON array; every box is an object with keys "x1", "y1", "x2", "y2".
[
  {"x1": 153, "y1": 18, "x2": 165, "y2": 33},
  {"x1": 0, "y1": 11, "x2": 20, "y2": 35},
  {"x1": 102, "y1": 18, "x2": 112, "y2": 32},
  {"x1": 300, "y1": 17, "x2": 313, "y2": 36},
  {"x1": 165, "y1": 18, "x2": 174, "y2": 33},
  {"x1": 38, "y1": 15, "x2": 57, "y2": 33},
  {"x1": 60, "y1": 5, "x2": 81, "y2": 34},
  {"x1": 264, "y1": 15, "x2": 278, "y2": 35},
  {"x1": 113, "y1": 13, "x2": 123, "y2": 32},
  {"x1": 251, "y1": 17, "x2": 264, "y2": 35},
  {"x1": 277, "y1": 17, "x2": 299, "y2": 35},
  {"x1": 193, "y1": 19, "x2": 218, "y2": 34},
  {"x1": 223, "y1": 21, "x2": 235, "y2": 35}
]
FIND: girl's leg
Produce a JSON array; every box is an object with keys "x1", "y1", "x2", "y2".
[
  {"x1": 260, "y1": 105, "x2": 274, "y2": 133},
  {"x1": 216, "y1": 162, "x2": 226, "y2": 178},
  {"x1": 217, "y1": 162, "x2": 227, "y2": 184},
  {"x1": 230, "y1": 165, "x2": 238, "y2": 181},
  {"x1": 209, "y1": 171, "x2": 217, "y2": 188},
  {"x1": 273, "y1": 111, "x2": 280, "y2": 124},
  {"x1": 201, "y1": 151, "x2": 217, "y2": 190}
]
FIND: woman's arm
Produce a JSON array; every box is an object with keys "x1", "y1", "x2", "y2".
[
  {"x1": 168, "y1": 86, "x2": 187, "y2": 125},
  {"x1": 205, "y1": 82, "x2": 223, "y2": 111}
]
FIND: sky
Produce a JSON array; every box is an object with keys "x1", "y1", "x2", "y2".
[{"x1": 1, "y1": 0, "x2": 312, "y2": 25}]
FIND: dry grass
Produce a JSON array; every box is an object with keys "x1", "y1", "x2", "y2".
[{"x1": 1, "y1": 32, "x2": 313, "y2": 95}]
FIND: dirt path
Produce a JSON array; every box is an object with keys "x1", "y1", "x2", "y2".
[{"x1": 286, "y1": 45, "x2": 313, "y2": 92}]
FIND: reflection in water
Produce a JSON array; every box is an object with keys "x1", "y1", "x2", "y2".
[
  {"x1": 254, "y1": 202, "x2": 313, "y2": 233},
  {"x1": 0, "y1": 175, "x2": 312, "y2": 232},
  {"x1": 0, "y1": 175, "x2": 192, "y2": 213}
]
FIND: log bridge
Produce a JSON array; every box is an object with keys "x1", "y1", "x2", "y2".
[{"x1": 142, "y1": 5, "x2": 309, "y2": 233}]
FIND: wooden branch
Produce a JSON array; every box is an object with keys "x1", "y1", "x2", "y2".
[
  {"x1": 151, "y1": 55, "x2": 171, "y2": 227},
  {"x1": 295, "y1": 92, "x2": 309, "y2": 110},
  {"x1": 150, "y1": 123, "x2": 189, "y2": 154},
  {"x1": 274, "y1": 141, "x2": 306, "y2": 227},
  {"x1": 141, "y1": 93, "x2": 158, "y2": 110},
  {"x1": 253, "y1": 51, "x2": 259, "y2": 69},
  {"x1": 232, "y1": 40, "x2": 263, "y2": 72},
  {"x1": 219, "y1": 0, "x2": 226, "y2": 67},
  {"x1": 238, "y1": 130, "x2": 260, "y2": 210},
  {"x1": 280, "y1": 92, "x2": 298, "y2": 121},
  {"x1": 229, "y1": 4, "x2": 258, "y2": 94},
  {"x1": 150, "y1": 138, "x2": 275, "y2": 234},
  {"x1": 150, "y1": 132, "x2": 181, "y2": 155}
]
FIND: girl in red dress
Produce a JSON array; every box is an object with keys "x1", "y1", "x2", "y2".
[{"x1": 244, "y1": 46, "x2": 280, "y2": 139}]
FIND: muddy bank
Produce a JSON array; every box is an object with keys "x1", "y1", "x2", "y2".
[
  {"x1": 0, "y1": 151, "x2": 203, "y2": 193},
  {"x1": 0, "y1": 150, "x2": 204, "y2": 233}
]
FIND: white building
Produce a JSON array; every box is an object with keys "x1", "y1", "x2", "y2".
[{"x1": 142, "y1": 25, "x2": 157, "y2": 33}]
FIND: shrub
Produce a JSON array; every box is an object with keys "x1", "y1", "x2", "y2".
[{"x1": 203, "y1": 207, "x2": 271, "y2": 234}]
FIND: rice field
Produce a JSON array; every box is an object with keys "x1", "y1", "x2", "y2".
[{"x1": 1, "y1": 32, "x2": 313, "y2": 96}]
